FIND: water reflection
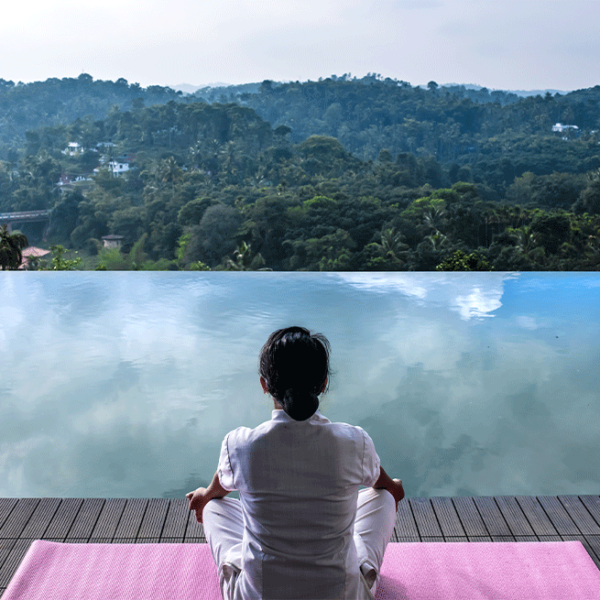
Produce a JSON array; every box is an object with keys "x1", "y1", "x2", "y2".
[{"x1": 0, "y1": 272, "x2": 598, "y2": 498}]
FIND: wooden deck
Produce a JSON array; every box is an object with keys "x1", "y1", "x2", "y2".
[{"x1": 1, "y1": 495, "x2": 599, "y2": 596}]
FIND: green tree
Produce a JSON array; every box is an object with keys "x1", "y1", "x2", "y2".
[
  {"x1": 0, "y1": 225, "x2": 28, "y2": 270},
  {"x1": 436, "y1": 250, "x2": 492, "y2": 271},
  {"x1": 225, "y1": 241, "x2": 270, "y2": 271},
  {"x1": 37, "y1": 244, "x2": 83, "y2": 270}
]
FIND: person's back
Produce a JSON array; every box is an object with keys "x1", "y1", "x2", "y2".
[
  {"x1": 187, "y1": 326, "x2": 404, "y2": 600},
  {"x1": 222, "y1": 408, "x2": 380, "y2": 598}
]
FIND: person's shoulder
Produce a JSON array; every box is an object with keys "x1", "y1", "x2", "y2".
[
  {"x1": 225, "y1": 419, "x2": 273, "y2": 443},
  {"x1": 327, "y1": 419, "x2": 370, "y2": 439}
]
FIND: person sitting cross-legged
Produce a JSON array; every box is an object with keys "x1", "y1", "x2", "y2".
[{"x1": 187, "y1": 326, "x2": 405, "y2": 600}]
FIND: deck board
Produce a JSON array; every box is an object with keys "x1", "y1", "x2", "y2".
[
  {"x1": 472, "y1": 496, "x2": 512, "y2": 536},
  {"x1": 515, "y1": 495, "x2": 559, "y2": 535},
  {"x1": 90, "y1": 498, "x2": 126, "y2": 540},
  {"x1": 430, "y1": 497, "x2": 465, "y2": 538},
  {"x1": 66, "y1": 498, "x2": 105, "y2": 540},
  {"x1": 0, "y1": 495, "x2": 598, "y2": 597},
  {"x1": 18, "y1": 498, "x2": 61, "y2": 539},
  {"x1": 558, "y1": 496, "x2": 600, "y2": 535},
  {"x1": 43, "y1": 498, "x2": 84, "y2": 540},
  {"x1": 494, "y1": 496, "x2": 536, "y2": 536},
  {"x1": 451, "y1": 496, "x2": 488, "y2": 536},
  {"x1": 113, "y1": 498, "x2": 148, "y2": 540},
  {"x1": 408, "y1": 498, "x2": 442, "y2": 537},
  {"x1": 536, "y1": 495, "x2": 581, "y2": 535}
]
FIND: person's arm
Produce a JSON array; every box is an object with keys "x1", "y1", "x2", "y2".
[
  {"x1": 372, "y1": 466, "x2": 405, "y2": 509},
  {"x1": 186, "y1": 470, "x2": 231, "y2": 523}
]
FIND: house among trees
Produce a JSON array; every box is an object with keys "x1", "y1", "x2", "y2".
[
  {"x1": 93, "y1": 161, "x2": 130, "y2": 176},
  {"x1": 102, "y1": 235, "x2": 124, "y2": 249},
  {"x1": 108, "y1": 161, "x2": 130, "y2": 175},
  {"x1": 63, "y1": 142, "x2": 84, "y2": 156},
  {"x1": 552, "y1": 123, "x2": 580, "y2": 140},
  {"x1": 19, "y1": 247, "x2": 51, "y2": 269}
]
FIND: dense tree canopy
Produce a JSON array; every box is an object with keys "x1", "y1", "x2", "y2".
[{"x1": 2, "y1": 74, "x2": 600, "y2": 271}]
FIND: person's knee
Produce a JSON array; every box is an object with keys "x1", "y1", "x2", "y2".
[
  {"x1": 370, "y1": 486, "x2": 396, "y2": 506},
  {"x1": 202, "y1": 497, "x2": 227, "y2": 521}
]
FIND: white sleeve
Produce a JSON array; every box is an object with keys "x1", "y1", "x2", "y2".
[
  {"x1": 360, "y1": 428, "x2": 381, "y2": 487},
  {"x1": 217, "y1": 432, "x2": 236, "y2": 491}
]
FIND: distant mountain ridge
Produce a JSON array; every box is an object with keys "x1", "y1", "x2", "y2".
[
  {"x1": 174, "y1": 79, "x2": 573, "y2": 98},
  {"x1": 439, "y1": 83, "x2": 570, "y2": 97}
]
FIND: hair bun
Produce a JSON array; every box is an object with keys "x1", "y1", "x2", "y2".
[{"x1": 282, "y1": 388, "x2": 319, "y2": 421}]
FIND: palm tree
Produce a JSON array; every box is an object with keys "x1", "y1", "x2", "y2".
[
  {"x1": 378, "y1": 227, "x2": 408, "y2": 259},
  {"x1": 510, "y1": 226, "x2": 537, "y2": 254},
  {"x1": 226, "y1": 241, "x2": 253, "y2": 271},
  {"x1": 423, "y1": 207, "x2": 446, "y2": 232},
  {"x1": 226, "y1": 241, "x2": 271, "y2": 271},
  {"x1": 425, "y1": 231, "x2": 450, "y2": 251},
  {"x1": 0, "y1": 225, "x2": 29, "y2": 270},
  {"x1": 158, "y1": 156, "x2": 183, "y2": 199}
]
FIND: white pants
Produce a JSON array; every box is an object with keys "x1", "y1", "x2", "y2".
[{"x1": 203, "y1": 488, "x2": 396, "y2": 599}]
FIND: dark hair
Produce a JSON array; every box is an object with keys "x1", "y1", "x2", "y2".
[{"x1": 259, "y1": 326, "x2": 331, "y2": 421}]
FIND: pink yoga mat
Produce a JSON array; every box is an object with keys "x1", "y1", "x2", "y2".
[{"x1": 3, "y1": 540, "x2": 599, "y2": 599}]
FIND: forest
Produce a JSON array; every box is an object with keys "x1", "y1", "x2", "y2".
[{"x1": 1, "y1": 73, "x2": 599, "y2": 271}]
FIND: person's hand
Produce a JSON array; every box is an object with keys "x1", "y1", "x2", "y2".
[
  {"x1": 391, "y1": 479, "x2": 405, "y2": 510},
  {"x1": 186, "y1": 487, "x2": 211, "y2": 524}
]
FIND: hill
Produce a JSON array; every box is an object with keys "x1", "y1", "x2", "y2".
[{"x1": 1, "y1": 73, "x2": 599, "y2": 272}]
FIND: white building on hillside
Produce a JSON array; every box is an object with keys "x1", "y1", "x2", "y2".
[
  {"x1": 552, "y1": 123, "x2": 579, "y2": 133},
  {"x1": 108, "y1": 161, "x2": 130, "y2": 175}
]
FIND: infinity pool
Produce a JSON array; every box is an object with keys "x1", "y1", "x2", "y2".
[{"x1": 1, "y1": 272, "x2": 599, "y2": 498}]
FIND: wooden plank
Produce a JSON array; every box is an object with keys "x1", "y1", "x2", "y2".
[
  {"x1": 559, "y1": 496, "x2": 600, "y2": 535},
  {"x1": 66, "y1": 498, "x2": 105, "y2": 540},
  {"x1": 468, "y1": 536, "x2": 492, "y2": 542},
  {"x1": 584, "y1": 536, "x2": 600, "y2": 569},
  {"x1": 491, "y1": 536, "x2": 516, "y2": 542},
  {"x1": 162, "y1": 499, "x2": 189, "y2": 539},
  {"x1": 184, "y1": 509, "x2": 205, "y2": 541},
  {"x1": 394, "y1": 499, "x2": 419, "y2": 540},
  {"x1": 89, "y1": 499, "x2": 127, "y2": 540},
  {"x1": 514, "y1": 496, "x2": 558, "y2": 536},
  {"x1": 0, "y1": 499, "x2": 39, "y2": 539},
  {"x1": 494, "y1": 496, "x2": 535, "y2": 536},
  {"x1": 0, "y1": 540, "x2": 17, "y2": 579},
  {"x1": 452, "y1": 497, "x2": 488, "y2": 536},
  {"x1": 444, "y1": 536, "x2": 468, "y2": 543},
  {"x1": 409, "y1": 498, "x2": 442, "y2": 538},
  {"x1": 420, "y1": 537, "x2": 444, "y2": 542},
  {"x1": 430, "y1": 497, "x2": 465, "y2": 538},
  {"x1": 472, "y1": 497, "x2": 511, "y2": 536},
  {"x1": 18, "y1": 498, "x2": 61, "y2": 539},
  {"x1": 113, "y1": 499, "x2": 148, "y2": 540},
  {"x1": 0, "y1": 500, "x2": 18, "y2": 533},
  {"x1": 579, "y1": 496, "x2": 600, "y2": 526},
  {"x1": 0, "y1": 539, "x2": 32, "y2": 587},
  {"x1": 43, "y1": 498, "x2": 84, "y2": 540},
  {"x1": 536, "y1": 496, "x2": 580, "y2": 535},
  {"x1": 135, "y1": 538, "x2": 160, "y2": 544},
  {"x1": 138, "y1": 499, "x2": 170, "y2": 539}
]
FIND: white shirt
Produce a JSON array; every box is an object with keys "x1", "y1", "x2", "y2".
[{"x1": 217, "y1": 408, "x2": 381, "y2": 600}]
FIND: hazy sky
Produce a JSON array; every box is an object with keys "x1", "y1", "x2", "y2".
[{"x1": 3, "y1": 1, "x2": 599, "y2": 92}]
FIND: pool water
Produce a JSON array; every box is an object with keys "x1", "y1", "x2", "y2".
[{"x1": 1, "y1": 272, "x2": 599, "y2": 498}]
